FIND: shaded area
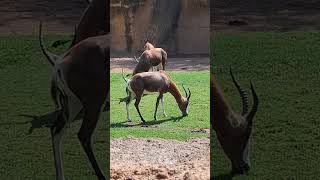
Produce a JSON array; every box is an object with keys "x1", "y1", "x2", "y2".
[
  {"x1": 212, "y1": 0, "x2": 320, "y2": 31},
  {"x1": 0, "y1": 0, "x2": 87, "y2": 35},
  {"x1": 17, "y1": 110, "x2": 84, "y2": 134}
]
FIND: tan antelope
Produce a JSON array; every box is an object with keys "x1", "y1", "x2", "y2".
[
  {"x1": 49, "y1": 0, "x2": 109, "y2": 113},
  {"x1": 211, "y1": 69, "x2": 258, "y2": 175},
  {"x1": 38, "y1": 0, "x2": 109, "y2": 176},
  {"x1": 122, "y1": 71, "x2": 191, "y2": 125},
  {"x1": 39, "y1": 22, "x2": 109, "y2": 180},
  {"x1": 133, "y1": 42, "x2": 168, "y2": 73}
]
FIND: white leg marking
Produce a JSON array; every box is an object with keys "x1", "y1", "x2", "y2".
[
  {"x1": 161, "y1": 96, "x2": 167, "y2": 117},
  {"x1": 52, "y1": 125, "x2": 66, "y2": 180}
]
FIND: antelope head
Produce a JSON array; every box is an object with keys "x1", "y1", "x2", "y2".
[
  {"x1": 179, "y1": 84, "x2": 191, "y2": 117},
  {"x1": 211, "y1": 68, "x2": 258, "y2": 175}
]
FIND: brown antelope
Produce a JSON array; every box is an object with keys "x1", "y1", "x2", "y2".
[
  {"x1": 122, "y1": 71, "x2": 191, "y2": 124},
  {"x1": 211, "y1": 69, "x2": 258, "y2": 175},
  {"x1": 133, "y1": 42, "x2": 168, "y2": 73},
  {"x1": 39, "y1": 21, "x2": 109, "y2": 180}
]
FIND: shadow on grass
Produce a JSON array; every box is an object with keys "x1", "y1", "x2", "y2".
[
  {"x1": 110, "y1": 116, "x2": 184, "y2": 128},
  {"x1": 3, "y1": 107, "x2": 109, "y2": 135},
  {"x1": 212, "y1": 173, "x2": 233, "y2": 180},
  {"x1": 0, "y1": 110, "x2": 58, "y2": 134},
  {"x1": 16, "y1": 110, "x2": 83, "y2": 134}
]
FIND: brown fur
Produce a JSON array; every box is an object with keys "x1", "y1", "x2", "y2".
[
  {"x1": 126, "y1": 71, "x2": 191, "y2": 123},
  {"x1": 133, "y1": 48, "x2": 168, "y2": 74},
  {"x1": 211, "y1": 70, "x2": 258, "y2": 176},
  {"x1": 71, "y1": 0, "x2": 109, "y2": 47},
  {"x1": 39, "y1": 22, "x2": 109, "y2": 179},
  {"x1": 144, "y1": 41, "x2": 155, "y2": 50}
]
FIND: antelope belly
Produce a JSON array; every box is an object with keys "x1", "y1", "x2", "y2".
[{"x1": 143, "y1": 90, "x2": 156, "y2": 95}]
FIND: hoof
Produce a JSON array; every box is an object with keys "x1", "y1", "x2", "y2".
[{"x1": 141, "y1": 124, "x2": 148, "y2": 127}]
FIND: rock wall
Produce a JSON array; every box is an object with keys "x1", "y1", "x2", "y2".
[{"x1": 110, "y1": 0, "x2": 209, "y2": 57}]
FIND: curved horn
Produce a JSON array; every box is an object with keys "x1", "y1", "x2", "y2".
[
  {"x1": 121, "y1": 69, "x2": 128, "y2": 84},
  {"x1": 182, "y1": 84, "x2": 188, "y2": 98},
  {"x1": 246, "y1": 81, "x2": 259, "y2": 128},
  {"x1": 230, "y1": 67, "x2": 249, "y2": 116},
  {"x1": 133, "y1": 56, "x2": 139, "y2": 63},
  {"x1": 39, "y1": 21, "x2": 60, "y2": 66},
  {"x1": 68, "y1": 25, "x2": 78, "y2": 49},
  {"x1": 187, "y1": 88, "x2": 191, "y2": 100}
]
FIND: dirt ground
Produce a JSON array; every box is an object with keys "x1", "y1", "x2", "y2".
[
  {"x1": 110, "y1": 137, "x2": 210, "y2": 180},
  {"x1": 111, "y1": 57, "x2": 209, "y2": 72}
]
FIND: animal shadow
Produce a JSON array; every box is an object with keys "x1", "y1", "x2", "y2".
[
  {"x1": 19, "y1": 109, "x2": 84, "y2": 134},
  {"x1": 110, "y1": 116, "x2": 184, "y2": 128}
]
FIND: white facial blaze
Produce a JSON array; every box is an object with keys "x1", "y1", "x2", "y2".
[
  {"x1": 186, "y1": 102, "x2": 190, "y2": 114},
  {"x1": 242, "y1": 140, "x2": 251, "y2": 166}
]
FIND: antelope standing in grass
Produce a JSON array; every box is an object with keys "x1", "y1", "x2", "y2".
[
  {"x1": 39, "y1": 21, "x2": 109, "y2": 179},
  {"x1": 122, "y1": 71, "x2": 191, "y2": 124},
  {"x1": 211, "y1": 69, "x2": 258, "y2": 175},
  {"x1": 133, "y1": 42, "x2": 168, "y2": 73}
]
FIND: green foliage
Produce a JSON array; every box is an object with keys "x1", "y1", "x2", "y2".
[{"x1": 211, "y1": 32, "x2": 320, "y2": 179}]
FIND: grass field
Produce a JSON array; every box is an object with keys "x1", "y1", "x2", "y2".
[
  {"x1": 110, "y1": 71, "x2": 210, "y2": 141},
  {"x1": 211, "y1": 32, "x2": 320, "y2": 179},
  {"x1": 0, "y1": 35, "x2": 109, "y2": 179}
]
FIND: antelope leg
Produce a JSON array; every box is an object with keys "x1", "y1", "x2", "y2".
[
  {"x1": 154, "y1": 94, "x2": 163, "y2": 121},
  {"x1": 161, "y1": 96, "x2": 167, "y2": 117}
]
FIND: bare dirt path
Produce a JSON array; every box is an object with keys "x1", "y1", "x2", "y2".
[
  {"x1": 111, "y1": 57, "x2": 210, "y2": 72},
  {"x1": 110, "y1": 137, "x2": 210, "y2": 180}
]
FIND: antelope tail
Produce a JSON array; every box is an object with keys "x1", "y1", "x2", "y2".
[
  {"x1": 38, "y1": 21, "x2": 60, "y2": 66},
  {"x1": 121, "y1": 69, "x2": 128, "y2": 84}
]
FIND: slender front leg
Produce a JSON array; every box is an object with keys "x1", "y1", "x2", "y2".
[
  {"x1": 154, "y1": 94, "x2": 163, "y2": 120},
  {"x1": 125, "y1": 96, "x2": 132, "y2": 122},
  {"x1": 161, "y1": 96, "x2": 167, "y2": 117},
  {"x1": 134, "y1": 96, "x2": 146, "y2": 123},
  {"x1": 78, "y1": 105, "x2": 106, "y2": 180}
]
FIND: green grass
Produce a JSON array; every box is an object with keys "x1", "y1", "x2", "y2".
[
  {"x1": 110, "y1": 71, "x2": 210, "y2": 141},
  {"x1": 211, "y1": 31, "x2": 320, "y2": 179},
  {"x1": 0, "y1": 35, "x2": 109, "y2": 179}
]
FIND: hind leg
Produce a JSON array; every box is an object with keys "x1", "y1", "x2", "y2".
[
  {"x1": 50, "y1": 112, "x2": 67, "y2": 180},
  {"x1": 78, "y1": 104, "x2": 106, "y2": 180},
  {"x1": 161, "y1": 96, "x2": 167, "y2": 117}
]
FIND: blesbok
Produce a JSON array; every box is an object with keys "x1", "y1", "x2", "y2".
[
  {"x1": 133, "y1": 42, "x2": 168, "y2": 73},
  {"x1": 211, "y1": 69, "x2": 258, "y2": 175},
  {"x1": 122, "y1": 71, "x2": 191, "y2": 124},
  {"x1": 39, "y1": 22, "x2": 109, "y2": 180}
]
